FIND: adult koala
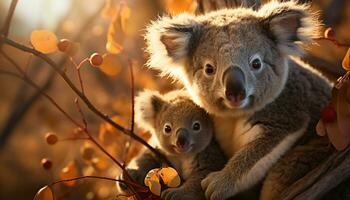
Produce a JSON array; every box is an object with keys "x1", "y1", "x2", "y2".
[{"x1": 145, "y1": 1, "x2": 333, "y2": 199}]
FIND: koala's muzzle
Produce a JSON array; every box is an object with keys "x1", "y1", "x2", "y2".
[
  {"x1": 223, "y1": 67, "x2": 246, "y2": 106},
  {"x1": 175, "y1": 128, "x2": 190, "y2": 151}
]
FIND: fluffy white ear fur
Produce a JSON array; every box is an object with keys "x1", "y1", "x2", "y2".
[
  {"x1": 145, "y1": 13, "x2": 200, "y2": 79},
  {"x1": 258, "y1": 0, "x2": 321, "y2": 55},
  {"x1": 135, "y1": 90, "x2": 165, "y2": 133}
]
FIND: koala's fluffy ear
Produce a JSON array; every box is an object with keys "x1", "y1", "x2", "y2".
[
  {"x1": 258, "y1": 1, "x2": 321, "y2": 55},
  {"x1": 145, "y1": 14, "x2": 201, "y2": 79},
  {"x1": 135, "y1": 90, "x2": 166, "y2": 132}
]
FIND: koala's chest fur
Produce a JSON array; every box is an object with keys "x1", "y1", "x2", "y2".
[
  {"x1": 213, "y1": 115, "x2": 262, "y2": 157},
  {"x1": 166, "y1": 154, "x2": 195, "y2": 180}
]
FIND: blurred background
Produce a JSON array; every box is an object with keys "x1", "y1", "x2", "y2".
[{"x1": 0, "y1": 0, "x2": 349, "y2": 199}]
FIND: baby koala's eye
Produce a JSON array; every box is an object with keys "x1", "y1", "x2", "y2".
[
  {"x1": 250, "y1": 54, "x2": 263, "y2": 70},
  {"x1": 192, "y1": 121, "x2": 201, "y2": 132},
  {"x1": 204, "y1": 63, "x2": 215, "y2": 75},
  {"x1": 163, "y1": 123, "x2": 172, "y2": 135}
]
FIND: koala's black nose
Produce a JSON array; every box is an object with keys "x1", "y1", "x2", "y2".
[
  {"x1": 223, "y1": 67, "x2": 246, "y2": 105},
  {"x1": 176, "y1": 128, "x2": 189, "y2": 149}
]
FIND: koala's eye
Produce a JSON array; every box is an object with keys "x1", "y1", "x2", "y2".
[
  {"x1": 204, "y1": 63, "x2": 215, "y2": 75},
  {"x1": 163, "y1": 124, "x2": 172, "y2": 135},
  {"x1": 250, "y1": 55, "x2": 263, "y2": 70},
  {"x1": 192, "y1": 121, "x2": 201, "y2": 132}
]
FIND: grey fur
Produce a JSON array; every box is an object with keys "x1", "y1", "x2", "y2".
[
  {"x1": 145, "y1": 1, "x2": 334, "y2": 200},
  {"x1": 120, "y1": 90, "x2": 226, "y2": 200}
]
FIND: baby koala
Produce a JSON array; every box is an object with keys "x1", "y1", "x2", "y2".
[{"x1": 120, "y1": 90, "x2": 226, "y2": 200}]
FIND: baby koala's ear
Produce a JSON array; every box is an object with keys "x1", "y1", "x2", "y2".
[
  {"x1": 258, "y1": 1, "x2": 321, "y2": 55},
  {"x1": 135, "y1": 90, "x2": 166, "y2": 132},
  {"x1": 145, "y1": 14, "x2": 202, "y2": 78}
]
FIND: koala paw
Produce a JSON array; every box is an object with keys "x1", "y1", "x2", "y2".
[
  {"x1": 116, "y1": 169, "x2": 144, "y2": 193},
  {"x1": 161, "y1": 187, "x2": 200, "y2": 200},
  {"x1": 201, "y1": 171, "x2": 235, "y2": 200}
]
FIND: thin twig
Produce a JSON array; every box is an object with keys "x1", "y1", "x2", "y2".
[
  {"x1": 2, "y1": 50, "x2": 128, "y2": 171},
  {"x1": 129, "y1": 59, "x2": 135, "y2": 134},
  {"x1": 1, "y1": 0, "x2": 18, "y2": 37},
  {"x1": 49, "y1": 175, "x2": 148, "y2": 191},
  {"x1": 123, "y1": 59, "x2": 135, "y2": 164},
  {"x1": 0, "y1": 57, "x2": 142, "y2": 199},
  {"x1": 71, "y1": 57, "x2": 88, "y2": 94},
  {"x1": 74, "y1": 98, "x2": 88, "y2": 128},
  {"x1": 0, "y1": 3, "x2": 105, "y2": 146},
  {"x1": 0, "y1": 49, "x2": 24, "y2": 74},
  {"x1": 0, "y1": 51, "x2": 83, "y2": 128}
]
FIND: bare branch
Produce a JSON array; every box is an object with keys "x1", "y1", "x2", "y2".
[
  {"x1": 281, "y1": 147, "x2": 350, "y2": 200},
  {"x1": 0, "y1": 36, "x2": 171, "y2": 166},
  {"x1": 0, "y1": 4, "x2": 105, "y2": 146},
  {"x1": 49, "y1": 175, "x2": 148, "y2": 192},
  {"x1": 1, "y1": 0, "x2": 18, "y2": 37}
]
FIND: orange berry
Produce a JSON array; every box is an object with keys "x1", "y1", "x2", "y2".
[
  {"x1": 89, "y1": 53, "x2": 103, "y2": 66},
  {"x1": 57, "y1": 39, "x2": 71, "y2": 52},
  {"x1": 324, "y1": 28, "x2": 335, "y2": 39},
  {"x1": 41, "y1": 158, "x2": 52, "y2": 170},
  {"x1": 321, "y1": 105, "x2": 337, "y2": 123},
  {"x1": 45, "y1": 133, "x2": 58, "y2": 145}
]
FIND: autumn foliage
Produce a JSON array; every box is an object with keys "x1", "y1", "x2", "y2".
[{"x1": 0, "y1": 0, "x2": 350, "y2": 200}]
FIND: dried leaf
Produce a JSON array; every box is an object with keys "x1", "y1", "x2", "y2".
[
  {"x1": 159, "y1": 167, "x2": 181, "y2": 188},
  {"x1": 99, "y1": 54, "x2": 122, "y2": 76},
  {"x1": 120, "y1": 4, "x2": 131, "y2": 33},
  {"x1": 342, "y1": 48, "x2": 350, "y2": 71},
  {"x1": 59, "y1": 161, "x2": 78, "y2": 186},
  {"x1": 106, "y1": 15, "x2": 123, "y2": 54},
  {"x1": 99, "y1": 116, "x2": 126, "y2": 145},
  {"x1": 144, "y1": 168, "x2": 160, "y2": 186},
  {"x1": 148, "y1": 180, "x2": 161, "y2": 196},
  {"x1": 323, "y1": 88, "x2": 349, "y2": 150},
  {"x1": 316, "y1": 120, "x2": 327, "y2": 136},
  {"x1": 34, "y1": 186, "x2": 53, "y2": 200},
  {"x1": 144, "y1": 168, "x2": 161, "y2": 196},
  {"x1": 92, "y1": 157, "x2": 109, "y2": 171},
  {"x1": 102, "y1": 0, "x2": 118, "y2": 18},
  {"x1": 336, "y1": 80, "x2": 350, "y2": 139},
  {"x1": 30, "y1": 30, "x2": 58, "y2": 54},
  {"x1": 106, "y1": 41, "x2": 123, "y2": 54},
  {"x1": 325, "y1": 120, "x2": 349, "y2": 151}
]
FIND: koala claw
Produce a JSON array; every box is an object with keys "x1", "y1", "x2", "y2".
[
  {"x1": 201, "y1": 171, "x2": 235, "y2": 200},
  {"x1": 161, "y1": 188, "x2": 182, "y2": 200}
]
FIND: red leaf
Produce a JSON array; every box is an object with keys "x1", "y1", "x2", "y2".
[{"x1": 325, "y1": 120, "x2": 350, "y2": 151}]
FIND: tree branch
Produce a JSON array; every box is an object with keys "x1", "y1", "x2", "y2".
[
  {"x1": 0, "y1": 36, "x2": 170, "y2": 166},
  {"x1": 0, "y1": 3, "x2": 105, "y2": 147},
  {"x1": 1, "y1": 0, "x2": 18, "y2": 37},
  {"x1": 281, "y1": 147, "x2": 350, "y2": 200}
]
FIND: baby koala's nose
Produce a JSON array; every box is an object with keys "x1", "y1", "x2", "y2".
[
  {"x1": 223, "y1": 67, "x2": 246, "y2": 105},
  {"x1": 176, "y1": 128, "x2": 189, "y2": 149}
]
